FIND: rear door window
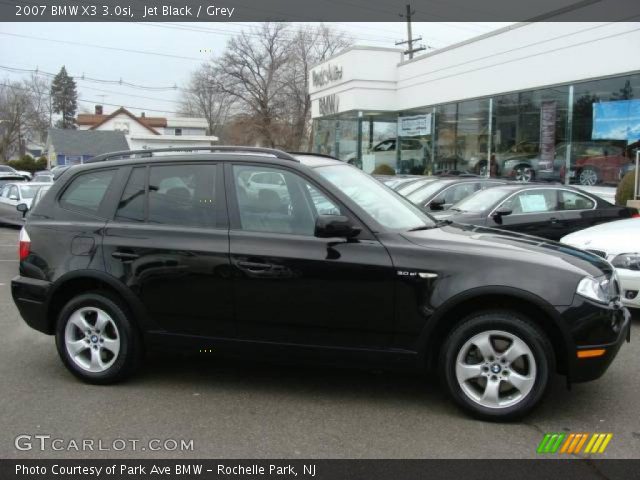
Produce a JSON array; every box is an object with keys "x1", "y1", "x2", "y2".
[{"x1": 59, "y1": 170, "x2": 116, "y2": 215}]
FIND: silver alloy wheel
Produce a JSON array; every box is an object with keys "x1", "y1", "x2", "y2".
[
  {"x1": 64, "y1": 307, "x2": 120, "y2": 373},
  {"x1": 579, "y1": 168, "x2": 598, "y2": 186},
  {"x1": 455, "y1": 330, "x2": 536, "y2": 409},
  {"x1": 514, "y1": 166, "x2": 534, "y2": 182}
]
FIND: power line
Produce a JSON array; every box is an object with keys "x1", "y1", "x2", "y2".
[
  {"x1": 0, "y1": 31, "x2": 203, "y2": 61},
  {"x1": 0, "y1": 82, "x2": 185, "y2": 115},
  {"x1": 0, "y1": 64, "x2": 180, "y2": 91}
]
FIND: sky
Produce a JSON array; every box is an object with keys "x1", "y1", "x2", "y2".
[{"x1": 0, "y1": 21, "x2": 512, "y2": 117}]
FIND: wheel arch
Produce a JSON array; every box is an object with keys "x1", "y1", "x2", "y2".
[
  {"x1": 46, "y1": 270, "x2": 151, "y2": 335},
  {"x1": 419, "y1": 286, "x2": 571, "y2": 375}
]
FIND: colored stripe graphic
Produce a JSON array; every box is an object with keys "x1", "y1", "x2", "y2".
[
  {"x1": 537, "y1": 433, "x2": 566, "y2": 453},
  {"x1": 539, "y1": 433, "x2": 612, "y2": 454}
]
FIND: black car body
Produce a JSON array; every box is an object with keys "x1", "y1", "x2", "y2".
[
  {"x1": 11, "y1": 147, "x2": 630, "y2": 420},
  {"x1": 432, "y1": 184, "x2": 637, "y2": 241},
  {"x1": 404, "y1": 178, "x2": 508, "y2": 212}
]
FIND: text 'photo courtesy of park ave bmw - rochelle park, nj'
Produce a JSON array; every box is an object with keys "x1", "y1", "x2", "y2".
[{"x1": 1, "y1": 0, "x2": 640, "y2": 479}]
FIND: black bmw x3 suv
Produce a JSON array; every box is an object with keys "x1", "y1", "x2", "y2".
[{"x1": 12, "y1": 147, "x2": 630, "y2": 420}]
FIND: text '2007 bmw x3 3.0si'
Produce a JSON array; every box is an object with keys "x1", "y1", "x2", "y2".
[{"x1": 12, "y1": 147, "x2": 631, "y2": 420}]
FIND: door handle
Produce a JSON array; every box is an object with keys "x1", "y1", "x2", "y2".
[
  {"x1": 112, "y1": 251, "x2": 140, "y2": 261},
  {"x1": 550, "y1": 217, "x2": 560, "y2": 224},
  {"x1": 237, "y1": 261, "x2": 273, "y2": 272}
]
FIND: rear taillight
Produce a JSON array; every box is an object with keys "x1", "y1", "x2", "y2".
[
  {"x1": 19, "y1": 228, "x2": 30, "y2": 261},
  {"x1": 633, "y1": 213, "x2": 640, "y2": 218}
]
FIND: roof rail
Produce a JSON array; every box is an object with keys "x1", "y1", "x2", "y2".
[
  {"x1": 287, "y1": 151, "x2": 341, "y2": 161},
  {"x1": 85, "y1": 146, "x2": 299, "y2": 163}
]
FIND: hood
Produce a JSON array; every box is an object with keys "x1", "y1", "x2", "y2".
[
  {"x1": 403, "y1": 222, "x2": 611, "y2": 278},
  {"x1": 431, "y1": 210, "x2": 486, "y2": 223},
  {"x1": 562, "y1": 218, "x2": 640, "y2": 256}
]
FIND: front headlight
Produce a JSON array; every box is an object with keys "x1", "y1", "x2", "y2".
[
  {"x1": 576, "y1": 275, "x2": 612, "y2": 304},
  {"x1": 611, "y1": 253, "x2": 640, "y2": 271}
]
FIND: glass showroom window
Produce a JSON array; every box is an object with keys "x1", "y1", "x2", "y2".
[
  {"x1": 570, "y1": 73, "x2": 640, "y2": 187},
  {"x1": 313, "y1": 118, "x2": 338, "y2": 158},
  {"x1": 492, "y1": 86, "x2": 568, "y2": 183},
  {"x1": 433, "y1": 100, "x2": 490, "y2": 176},
  {"x1": 358, "y1": 114, "x2": 401, "y2": 173},
  {"x1": 397, "y1": 109, "x2": 434, "y2": 175}
]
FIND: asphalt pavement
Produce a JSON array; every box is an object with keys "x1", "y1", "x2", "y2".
[{"x1": 0, "y1": 227, "x2": 638, "y2": 459}]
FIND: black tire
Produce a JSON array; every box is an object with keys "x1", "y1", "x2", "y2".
[
  {"x1": 55, "y1": 291, "x2": 142, "y2": 384},
  {"x1": 440, "y1": 311, "x2": 554, "y2": 421},
  {"x1": 514, "y1": 164, "x2": 535, "y2": 182}
]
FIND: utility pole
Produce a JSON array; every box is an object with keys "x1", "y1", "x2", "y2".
[{"x1": 396, "y1": 4, "x2": 426, "y2": 59}]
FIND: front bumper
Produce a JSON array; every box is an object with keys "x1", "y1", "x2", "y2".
[
  {"x1": 11, "y1": 275, "x2": 53, "y2": 335},
  {"x1": 617, "y1": 268, "x2": 640, "y2": 310},
  {"x1": 562, "y1": 295, "x2": 631, "y2": 383}
]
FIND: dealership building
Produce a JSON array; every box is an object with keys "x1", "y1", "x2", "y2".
[{"x1": 309, "y1": 22, "x2": 640, "y2": 187}]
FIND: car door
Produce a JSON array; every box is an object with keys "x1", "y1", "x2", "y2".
[
  {"x1": 0, "y1": 185, "x2": 10, "y2": 220},
  {"x1": 489, "y1": 188, "x2": 568, "y2": 240},
  {"x1": 558, "y1": 188, "x2": 627, "y2": 234},
  {"x1": 2, "y1": 185, "x2": 21, "y2": 223},
  {"x1": 373, "y1": 139, "x2": 397, "y2": 170},
  {"x1": 102, "y1": 162, "x2": 234, "y2": 338},
  {"x1": 226, "y1": 162, "x2": 395, "y2": 348}
]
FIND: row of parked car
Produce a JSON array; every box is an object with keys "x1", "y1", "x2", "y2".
[
  {"x1": 353, "y1": 137, "x2": 637, "y2": 185},
  {"x1": 0, "y1": 166, "x2": 61, "y2": 226},
  {"x1": 377, "y1": 173, "x2": 639, "y2": 311}
]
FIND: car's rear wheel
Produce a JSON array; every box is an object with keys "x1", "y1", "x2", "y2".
[
  {"x1": 579, "y1": 167, "x2": 599, "y2": 186},
  {"x1": 440, "y1": 311, "x2": 553, "y2": 421},
  {"x1": 55, "y1": 291, "x2": 141, "y2": 384}
]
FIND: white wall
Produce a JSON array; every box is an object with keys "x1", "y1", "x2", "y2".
[
  {"x1": 91, "y1": 113, "x2": 156, "y2": 136},
  {"x1": 126, "y1": 134, "x2": 218, "y2": 151},
  {"x1": 310, "y1": 22, "x2": 640, "y2": 118}
]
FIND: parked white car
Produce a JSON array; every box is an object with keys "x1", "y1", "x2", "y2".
[
  {"x1": 345, "y1": 138, "x2": 429, "y2": 173},
  {"x1": 561, "y1": 218, "x2": 640, "y2": 310},
  {"x1": 0, "y1": 182, "x2": 50, "y2": 225}
]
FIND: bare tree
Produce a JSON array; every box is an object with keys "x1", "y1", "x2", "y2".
[
  {"x1": 282, "y1": 24, "x2": 352, "y2": 150},
  {"x1": 22, "y1": 74, "x2": 52, "y2": 144},
  {"x1": 213, "y1": 23, "x2": 291, "y2": 147},
  {"x1": 0, "y1": 80, "x2": 32, "y2": 161},
  {"x1": 180, "y1": 63, "x2": 235, "y2": 139}
]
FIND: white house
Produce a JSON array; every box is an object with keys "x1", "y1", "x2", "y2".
[{"x1": 76, "y1": 106, "x2": 217, "y2": 151}]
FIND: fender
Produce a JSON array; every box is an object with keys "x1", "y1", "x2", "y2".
[
  {"x1": 416, "y1": 285, "x2": 574, "y2": 366},
  {"x1": 47, "y1": 270, "x2": 154, "y2": 332}
]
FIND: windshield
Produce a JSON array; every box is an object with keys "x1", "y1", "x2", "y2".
[
  {"x1": 406, "y1": 181, "x2": 448, "y2": 204},
  {"x1": 315, "y1": 165, "x2": 434, "y2": 230},
  {"x1": 397, "y1": 178, "x2": 437, "y2": 196},
  {"x1": 19, "y1": 185, "x2": 41, "y2": 199},
  {"x1": 451, "y1": 187, "x2": 513, "y2": 213}
]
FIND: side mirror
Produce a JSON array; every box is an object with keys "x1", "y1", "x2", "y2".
[
  {"x1": 492, "y1": 207, "x2": 512, "y2": 224},
  {"x1": 429, "y1": 197, "x2": 446, "y2": 211},
  {"x1": 16, "y1": 203, "x2": 28, "y2": 216},
  {"x1": 314, "y1": 215, "x2": 360, "y2": 239}
]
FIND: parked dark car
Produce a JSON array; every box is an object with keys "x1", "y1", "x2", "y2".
[
  {"x1": 404, "y1": 178, "x2": 508, "y2": 212},
  {"x1": 432, "y1": 184, "x2": 637, "y2": 241},
  {"x1": 12, "y1": 147, "x2": 630, "y2": 421},
  {"x1": 374, "y1": 174, "x2": 424, "y2": 191}
]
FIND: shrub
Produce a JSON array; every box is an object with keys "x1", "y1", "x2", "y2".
[
  {"x1": 372, "y1": 164, "x2": 395, "y2": 176},
  {"x1": 616, "y1": 170, "x2": 637, "y2": 206}
]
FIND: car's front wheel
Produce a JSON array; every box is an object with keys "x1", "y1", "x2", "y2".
[
  {"x1": 440, "y1": 311, "x2": 553, "y2": 421},
  {"x1": 55, "y1": 291, "x2": 141, "y2": 384}
]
